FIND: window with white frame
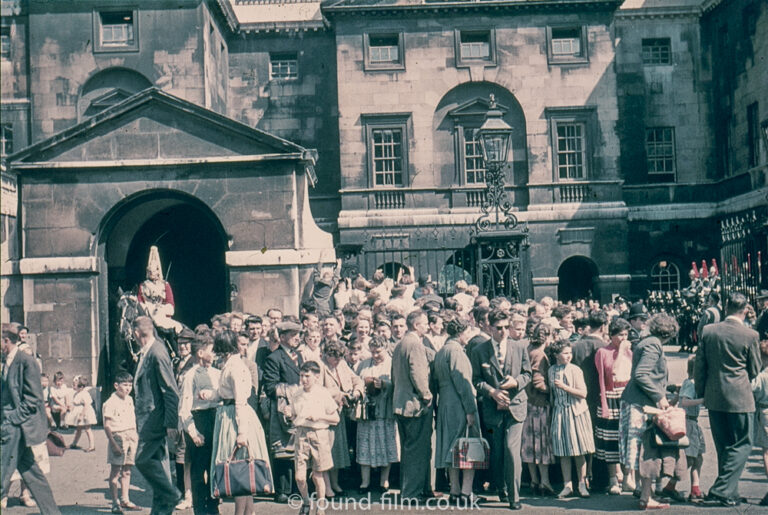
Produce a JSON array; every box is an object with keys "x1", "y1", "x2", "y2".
[
  {"x1": 455, "y1": 29, "x2": 496, "y2": 67},
  {"x1": 555, "y1": 123, "x2": 586, "y2": 180},
  {"x1": 463, "y1": 128, "x2": 486, "y2": 184},
  {"x1": 363, "y1": 114, "x2": 410, "y2": 187},
  {"x1": 546, "y1": 107, "x2": 596, "y2": 181},
  {"x1": 1, "y1": 26, "x2": 10, "y2": 62},
  {"x1": 642, "y1": 38, "x2": 671, "y2": 65},
  {"x1": 365, "y1": 32, "x2": 405, "y2": 71},
  {"x1": 650, "y1": 260, "x2": 680, "y2": 291},
  {"x1": 94, "y1": 10, "x2": 138, "y2": 52},
  {"x1": 269, "y1": 53, "x2": 298, "y2": 80},
  {"x1": 547, "y1": 26, "x2": 588, "y2": 64},
  {"x1": 645, "y1": 127, "x2": 676, "y2": 181},
  {"x1": 1, "y1": 123, "x2": 13, "y2": 156}
]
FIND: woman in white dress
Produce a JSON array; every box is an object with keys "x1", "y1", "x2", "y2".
[{"x1": 204, "y1": 330, "x2": 273, "y2": 515}]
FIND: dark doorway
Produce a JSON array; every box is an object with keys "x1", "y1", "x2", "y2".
[
  {"x1": 558, "y1": 256, "x2": 598, "y2": 302},
  {"x1": 122, "y1": 204, "x2": 228, "y2": 327}
]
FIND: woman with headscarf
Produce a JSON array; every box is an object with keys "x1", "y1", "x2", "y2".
[{"x1": 433, "y1": 311, "x2": 480, "y2": 505}]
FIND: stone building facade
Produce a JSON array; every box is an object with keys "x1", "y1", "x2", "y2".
[{"x1": 1, "y1": 0, "x2": 767, "y2": 380}]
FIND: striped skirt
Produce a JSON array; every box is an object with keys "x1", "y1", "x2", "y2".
[
  {"x1": 595, "y1": 387, "x2": 623, "y2": 464},
  {"x1": 550, "y1": 406, "x2": 595, "y2": 458}
]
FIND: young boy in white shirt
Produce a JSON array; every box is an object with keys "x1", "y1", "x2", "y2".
[
  {"x1": 103, "y1": 372, "x2": 140, "y2": 513},
  {"x1": 289, "y1": 361, "x2": 340, "y2": 515}
]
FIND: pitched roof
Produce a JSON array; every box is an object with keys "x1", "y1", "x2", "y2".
[
  {"x1": 9, "y1": 87, "x2": 315, "y2": 165},
  {"x1": 217, "y1": 0, "x2": 327, "y2": 32},
  {"x1": 323, "y1": 0, "x2": 624, "y2": 16}
]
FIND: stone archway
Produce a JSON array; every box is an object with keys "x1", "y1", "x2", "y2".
[
  {"x1": 97, "y1": 190, "x2": 228, "y2": 382},
  {"x1": 558, "y1": 255, "x2": 599, "y2": 302}
]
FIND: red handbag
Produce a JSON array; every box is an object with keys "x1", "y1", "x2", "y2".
[{"x1": 653, "y1": 407, "x2": 686, "y2": 441}]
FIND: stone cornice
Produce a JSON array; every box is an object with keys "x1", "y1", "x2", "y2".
[
  {"x1": 323, "y1": 0, "x2": 623, "y2": 18},
  {"x1": 615, "y1": 5, "x2": 701, "y2": 20}
]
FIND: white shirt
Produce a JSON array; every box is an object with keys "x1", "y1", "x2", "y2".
[
  {"x1": 103, "y1": 393, "x2": 137, "y2": 432},
  {"x1": 179, "y1": 363, "x2": 222, "y2": 439},
  {"x1": 290, "y1": 384, "x2": 338, "y2": 430}
]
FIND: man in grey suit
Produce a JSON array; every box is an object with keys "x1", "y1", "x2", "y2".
[
  {"x1": 1, "y1": 323, "x2": 60, "y2": 514},
  {"x1": 391, "y1": 309, "x2": 434, "y2": 502},
  {"x1": 469, "y1": 310, "x2": 531, "y2": 510},
  {"x1": 133, "y1": 316, "x2": 181, "y2": 515},
  {"x1": 695, "y1": 293, "x2": 761, "y2": 507}
]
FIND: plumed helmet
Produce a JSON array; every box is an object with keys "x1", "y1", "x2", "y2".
[{"x1": 146, "y1": 246, "x2": 162, "y2": 278}]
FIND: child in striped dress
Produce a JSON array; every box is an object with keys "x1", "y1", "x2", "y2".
[{"x1": 547, "y1": 339, "x2": 595, "y2": 499}]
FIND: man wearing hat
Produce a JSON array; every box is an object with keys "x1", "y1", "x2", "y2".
[
  {"x1": 755, "y1": 290, "x2": 768, "y2": 340},
  {"x1": 627, "y1": 302, "x2": 649, "y2": 346},
  {"x1": 262, "y1": 320, "x2": 304, "y2": 503}
]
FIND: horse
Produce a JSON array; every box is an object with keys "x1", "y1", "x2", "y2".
[{"x1": 116, "y1": 288, "x2": 180, "y2": 373}]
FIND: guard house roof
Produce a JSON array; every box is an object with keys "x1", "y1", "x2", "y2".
[{"x1": 217, "y1": 0, "x2": 327, "y2": 33}]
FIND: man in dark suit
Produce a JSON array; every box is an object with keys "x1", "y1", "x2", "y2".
[
  {"x1": 1, "y1": 323, "x2": 60, "y2": 514},
  {"x1": 571, "y1": 309, "x2": 608, "y2": 490},
  {"x1": 469, "y1": 310, "x2": 531, "y2": 510},
  {"x1": 391, "y1": 309, "x2": 434, "y2": 502},
  {"x1": 132, "y1": 316, "x2": 181, "y2": 515},
  {"x1": 262, "y1": 320, "x2": 304, "y2": 503},
  {"x1": 695, "y1": 293, "x2": 761, "y2": 507}
]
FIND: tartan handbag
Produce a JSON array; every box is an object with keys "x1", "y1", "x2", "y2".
[
  {"x1": 212, "y1": 445, "x2": 273, "y2": 498},
  {"x1": 452, "y1": 425, "x2": 490, "y2": 470}
]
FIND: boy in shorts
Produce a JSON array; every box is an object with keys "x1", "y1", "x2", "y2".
[
  {"x1": 103, "y1": 372, "x2": 140, "y2": 513},
  {"x1": 289, "y1": 361, "x2": 340, "y2": 515}
]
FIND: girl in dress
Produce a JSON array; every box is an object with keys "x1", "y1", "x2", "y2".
[
  {"x1": 547, "y1": 339, "x2": 595, "y2": 499},
  {"x1": 356, "y1": 335, "x2": 399, "y2": 493},
  {"x1": 68, "y1": 376, "x2": 97, "y2": 452},
  {"x1": 205, "y1": 330, "x2": 273, "y2": 515}
]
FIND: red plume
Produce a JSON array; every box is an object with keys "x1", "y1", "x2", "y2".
[
  {"x1": 710, "y1": 258, "x2": 718, "y2": 276},
  {"x1": 700, "y1": 261, "x2": 708, "y2": 278},
  {"x1": 691, "y1": 262, "x2": 700, "y2": 278}
]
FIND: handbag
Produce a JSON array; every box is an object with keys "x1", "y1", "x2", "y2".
[
  {"x1": 653, "y1": 407, "x2": 686, "y2": 440},
  {"x1": 46, "y1": 431, "x2": 67, "y2": 457},
  {"x1": 651, "y1": 426, "x2": 689, "y2": 448},
  {"x1": 212, "y1": 445, "x2": 273, "y2": 498},
  {"x1": 451, "y1": 424, "x2": 489, "y2": 470}
]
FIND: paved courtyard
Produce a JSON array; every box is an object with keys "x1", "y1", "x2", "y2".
[{"x1": 3, "y1": 352, "x2": 767, "y2": 514}]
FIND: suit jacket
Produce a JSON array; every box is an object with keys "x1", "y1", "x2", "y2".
[
  {"x1": 469, "y1": 337, "x2": 531, "y2": 424},
  {"x1": 261, "y1": 346, "x2": 303, "y2": 399},
  {"x1": 391, "y1": 331, "x2": 432, "y2": 417},
  {"x1": 621, "y1": 336, "x2": 668, "y2": 408},
  {"x1": 572, "y1": 334, "x2": 605, "y2": 413},
  {"x1": 695, "y1": 318, "x2": 761, "y2": 413},
  {"x1": 134, "y1": 339, "x2": 180, "y2": 437},
  {"x1": 1, "y1": 349, "x2": 48, "y2": 446}
]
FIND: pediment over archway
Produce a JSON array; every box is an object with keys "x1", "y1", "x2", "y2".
[{"x1": 11, "y1": 87, "x2": 313, "y2": 166}]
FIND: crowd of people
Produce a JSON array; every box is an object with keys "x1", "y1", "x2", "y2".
[{"x1": 1, "y1": 258, "x2": 767, "y2": 515}]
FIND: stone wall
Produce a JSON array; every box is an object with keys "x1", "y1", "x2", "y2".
[
  {"x1": 27, "y1": 1, "x2": 210, "y2": 142},
  {"x1": 228, "y1": 30, "x2": 341, "y2": 223}
]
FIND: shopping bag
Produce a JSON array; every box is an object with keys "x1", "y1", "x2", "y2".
[
  {"x1": 653, "y1": 407, "x2": 686, "y2": 441},
  {"x1": 212, "y1": 445, "x2": 273, "y2": 498},
  {"x1": 451, "y1": 425, "x2": 489, "y2": 470}
]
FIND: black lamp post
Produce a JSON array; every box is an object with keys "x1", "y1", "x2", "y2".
[{"x1": 473, "y1": 94, "x2": 522, "y2": 234}]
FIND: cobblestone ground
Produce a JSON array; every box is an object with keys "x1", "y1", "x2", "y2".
[{"x1": 3, "y1": 352, "x2": 767, "y2": 514}]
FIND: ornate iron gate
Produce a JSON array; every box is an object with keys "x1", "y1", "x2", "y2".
[
  {"x1": 719, "y1": 207, "x2": 768, "y2": 304},
  {"x1": 473, "y1": 232, "x2": 530, "y2": 301}
]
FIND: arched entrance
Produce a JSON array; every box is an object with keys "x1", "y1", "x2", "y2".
[
  {"x1": 98, "y1": 190, "x2": 228, "y2": 382},
  {"x1": 558, "y1": 256, "x2": 598, "y2": 302}
]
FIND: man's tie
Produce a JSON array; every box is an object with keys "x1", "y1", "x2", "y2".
[{"x1": 289, "y1": 350, "x2": 298, "y2": 367}]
